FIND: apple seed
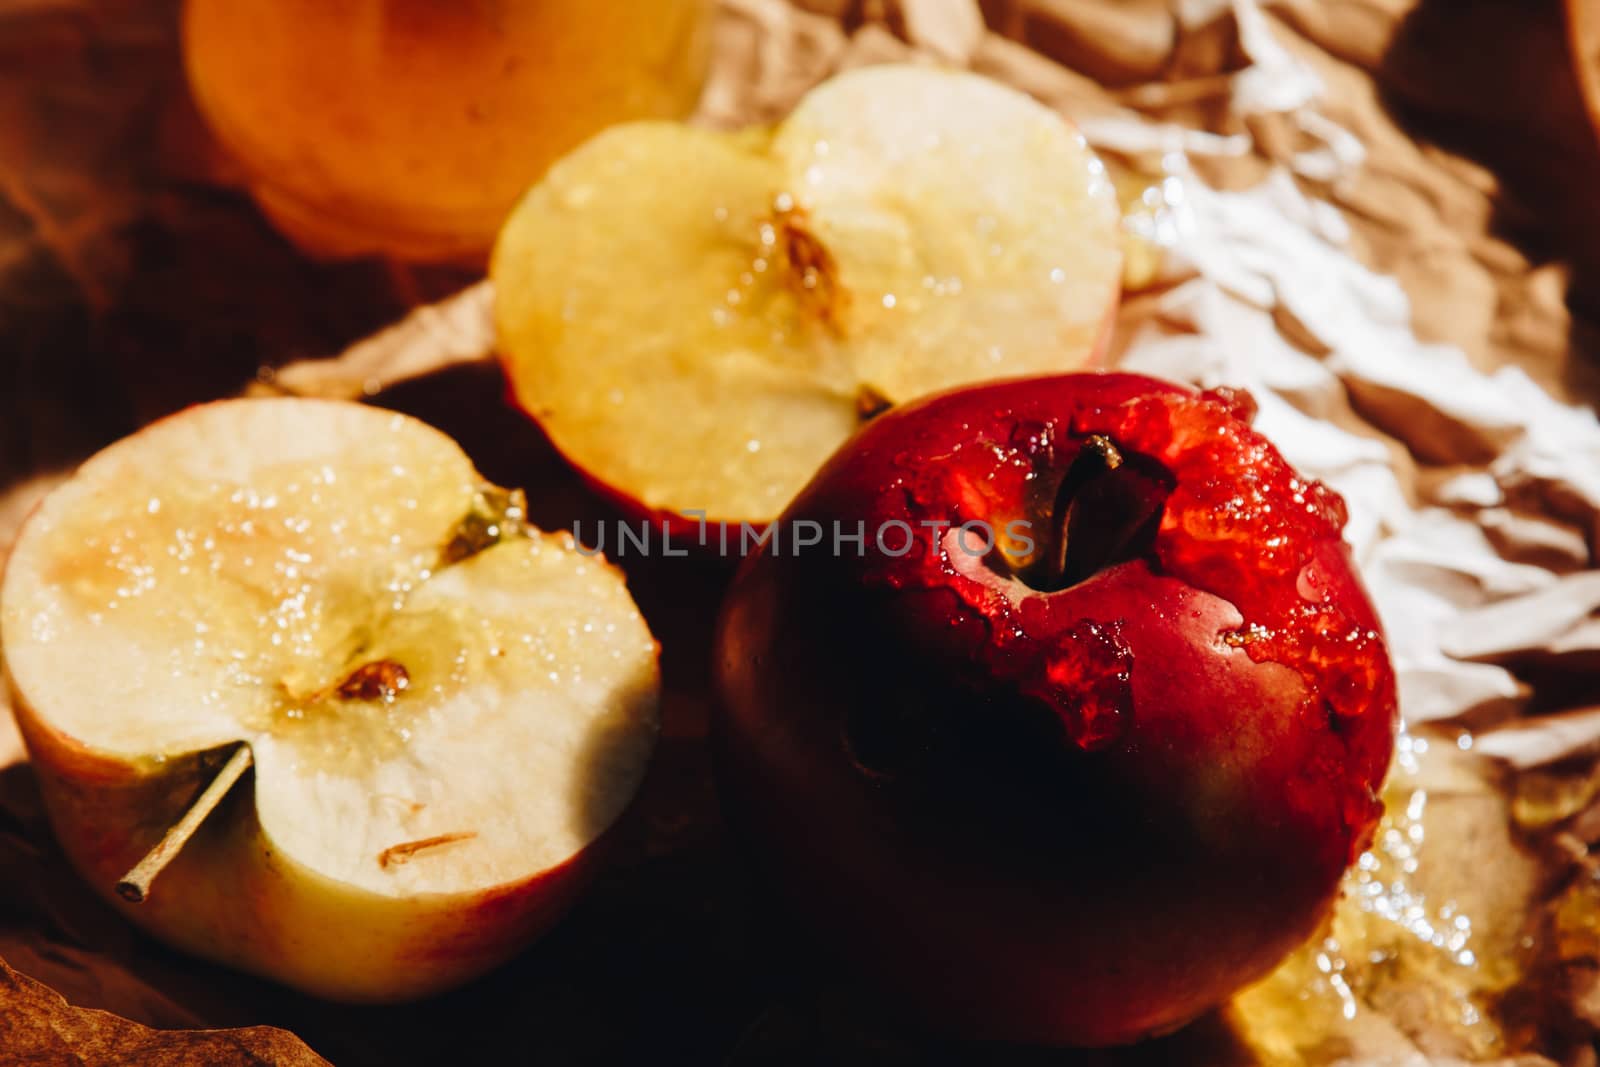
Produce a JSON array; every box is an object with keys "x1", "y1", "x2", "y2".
[
  {"x1": 335, "y1": 660, "x2": 410, "y2": 703},
  {"x1": 778, "y1": 204, "x2": 849, "y2": 334}
]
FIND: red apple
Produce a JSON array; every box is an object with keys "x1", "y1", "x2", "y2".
[{"x1": 713, "y1": 372, "x2": 1397, "y2": 1046}]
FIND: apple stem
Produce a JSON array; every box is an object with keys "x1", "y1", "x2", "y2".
[
  {"x1": 115, "y1": 744, "x2": 254, "y2": 904},
  {"x1": 854, "y1": 384, "x2": 893, "y2": 422},
  {"x1": 1045, "y1": 435, "x2": 1123, "y2": 585},
  {"x1": 1031, "y1": 434, "x2": 1173, "y2": 591}
]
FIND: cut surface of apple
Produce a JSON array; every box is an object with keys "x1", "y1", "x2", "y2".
[
  {"x1": 493, "y1": 64, "x2": 1122, "y2": 526},
  {"x1": 0, "y1": 398, "x2": 659, "y2": 999}
]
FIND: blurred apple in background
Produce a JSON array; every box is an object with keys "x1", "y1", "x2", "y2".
[
  {"x1": 183, "y1": 0, "x2": 711, "y2": 262},
  {"x1": 493, "y1": 66, "x2": 1123, "y2": 532},
  {"x1": 1569, "y1": 0, "x2": 1600, "y2": 148},
  {"x1": 715, "y1": 373, "x2": 1398, "y2": 1045}
]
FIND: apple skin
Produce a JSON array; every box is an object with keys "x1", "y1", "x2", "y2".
[
  {"x1": 5, "y1": 688, "x2": 606, "y2": 1003},
  {"x1": 713, "y1": 372, "x2": 1397, "y2": 1046}
]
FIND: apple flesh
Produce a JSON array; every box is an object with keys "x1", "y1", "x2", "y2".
[
  {"x1": 0, "y1": 398, "x2": 660, "y2": 1001},
  {"x1": 714, "y1": 373, "x2": 1397, "y2": 1046},
  {"x1": 493, "y1": 65, "x2": 1122, "y2": 530}
]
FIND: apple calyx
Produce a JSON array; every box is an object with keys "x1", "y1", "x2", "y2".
[{"x1": 440, "y1": 485, "x2": 529, "y2": 565}]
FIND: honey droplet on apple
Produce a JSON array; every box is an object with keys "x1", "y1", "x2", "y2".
[
  {"x1": 1020, "y1": 619, "x2": 1134, "y2": 752},
  {"x1": 1080, "y1": 392, "x2": 1382, "y2": 714},
  {"x1": 1199, "y1": 384, "x2": 1259, "y2": 424},
  {"x1": 1296, "y1": 560, "x2": 1329, "y2": 602}
]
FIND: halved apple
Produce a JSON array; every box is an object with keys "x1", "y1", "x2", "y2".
[
  {"x1": 0, "y1": 398, "x2": 660, "y2": 1001},
  {"x1": 493, "y1": 64, "x2": 1123, "y2": 528}
]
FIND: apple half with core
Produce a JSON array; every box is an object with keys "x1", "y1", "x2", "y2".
[
  {"x1": 493, "y1": 64, "x2": 1123, "y2": 528},
  {"x1": 0, "y1": 398, "x2": 660, "y2": 1001},
  {"x1": 714, "y1": 373, "x2": 1398, "y2": 1046}
]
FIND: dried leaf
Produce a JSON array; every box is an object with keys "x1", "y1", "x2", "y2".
[{"x1": 0, "y1": 958, "x2": 328, "y2": 1065}]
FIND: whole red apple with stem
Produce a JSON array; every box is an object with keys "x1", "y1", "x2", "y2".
[{"x1": 714, "y1": 373, "x2": 1397, "y2": 1046}]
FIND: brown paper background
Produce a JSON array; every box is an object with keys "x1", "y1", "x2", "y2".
[{"x1": 2, "y1": 0, "x2": 1599, "y2": 1063}]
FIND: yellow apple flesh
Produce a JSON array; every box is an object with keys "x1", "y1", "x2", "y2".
[
  {"x1": 493, "y1": 65, "x2": 1124, "y2": 527},
  {"x1": 0, "y1": 399, "x2": 660, "y2": 1001}
]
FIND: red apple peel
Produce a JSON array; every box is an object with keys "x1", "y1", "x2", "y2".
[{"x1": 714, "y1": 372, "x2": 1398, "y2": 1046}]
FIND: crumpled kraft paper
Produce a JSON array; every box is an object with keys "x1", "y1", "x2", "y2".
[{"x1": 3, "y1": 0, "x2": 1600, "y2": 1063}]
